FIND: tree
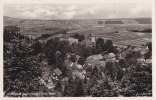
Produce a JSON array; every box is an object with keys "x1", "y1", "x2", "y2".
[
  {"x1": 105, "y1": 61, "x2": 121, "y2": 81},
  {"x1": 119, "y1": 59, "x2": 129, "y2": 68},
  {"x1": 115, "y1": 31, "x2": 118, "y2": 33},
  {"x1": 131, "y1": 51, "x2": 141, "y2": 59},
  {"x1": 70, "y1": 54, "x2": 77, "y2": 63},
  {"x1": 71, "y1": 43, "x2": 93, "y2": 58},
  {"x1": 74, "y1": 33, "x2": 79, "y2": 39},
  {"x1": 147, "y1": 42, "x2": 152, "y2": 52},
  {"x1": 73, "y1": 33, "x2": 85, "y2": 42},
  {"x1": 65, "y1": 77, "x2": 84, "y2": 96},
  {"x1": 144, "y1": 51, "x2": 152, "y2": 60},
  {"x1": 78, "y1": 56, "x2": 86, "y2": 65},
  {"x1": 96, "y1": 38, "x2": 105, "y2": 53},
  {"x1": 31, "y1": 41, "x2": 43, "y2": 55},
  {"x1": 121, "y1": 64, "x2": 152, "y2": 96},
  {"x1": 44, "y1": 38, "x2": 71, "y2": 65},
  {"x1": 103, "y1": 40, "x2": 114, "y2": 53},
  {"x1": 125, "y1": 52, "x2": 138, "y2": 66},
  {"x1": 4, "y1": 38, "x2": 42, "y2": 96}
]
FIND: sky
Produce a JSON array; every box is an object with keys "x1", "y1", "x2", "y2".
[{"x1": 4, "y1": 3, "x2": 152, "y2": 19}]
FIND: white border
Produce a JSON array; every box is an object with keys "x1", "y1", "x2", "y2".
[{"x1": 0, "y1": 0, "x2": 155, "y2": 100}]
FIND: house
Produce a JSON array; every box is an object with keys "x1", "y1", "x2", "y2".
[
  {"x1": 66, "y1": 53, "x2": 80, "y2": 62},
  {"x1": 42, "y1": 68, "x2": 51, "y2": 81},
  {"x1": 72, "y1": 70, "x2": 85, "y2": 80},
  {"x1": 68, "y1": 37, "x2": 78, "y2": 45},
  {"x1": 82, "y1": 38, "x2": 96, "y2": 47},
  {"x1": 103, "y1": 53, "x2": 116, "y2": 60},
  {"x1": 58, "y1": 34, "x2": 78, "y2": 45},
  {"x1": 65, "y1": 59, "x2": 84, "y2": 72},
  {"x1": 59, "y1": 34, "x2": 68, "y2": 41},
  {"x1": 77, "y1": 64, "x2": 83, "y2": 69},
  {"x1": 145, "y1": 59, "x2": 152, "y2": 64},
  {"x1": 84, "y1": 60, "x2": 106, "y2": 78},
  {"x1": 38, "y1": 67, "x2": 62, "y2": 91},
  {"x1": 140, "y1": 45, "x2": 149, "y2": 56},
  {"x1": 61, "y1": 77, "x2": 69, "y2": 92},
  {"x1": 46, "y1": 78, "x2": 55, "y2": 89},
  {"x1": 103, "y1": 54, "x2": 111, "y2": 60},
  {"x1": 59, "y1": 37, "x2": 68, "y2": 41},
  {"x1": 83, "y1": 63, "x2": 92, "y2": 77},
  {"x1": 140, "y1": 48, "x2": 148, "y2": 56},
  {"x1": 92, "y1": 61, "x2": 106, "y2": 70},
  {"x1": 4, "y1": 25, "x2": 20, "y2": 33},
  {"x1": 64, "y1": 60, "x2": 74, "y2": 71},
  {"x1": 108, "y1": 53, "x2": 116, "y2": 60},
  {"x1": 85, "y1": 40, "x2": 95, "y2": 47},
  {"x1": 137, "y1": 58, "x2": 145, "y2": 64},
  {"x1": 87, "y1": 33, "x2": 97, "y2": 43},
  {"x1": 53, "y1": 68, "x2": 62, "y2": 76},
  {"x1": 65, "y1": 61, "x2": 86, "y2": 80},
  {"x1": 133, "y1": 48, "x2": 141, "y2": 52},
  {"x1": 116, "y1": 47, "x2": 122, "y2": 53},
  {"x1": 91, "y1": 36, "x2": 96, "y2": 43},
  {"x1": 28, "y1": 35, "x2": 35, "y2": 40},
  {"x1": 87, "y1": 54, "x2": 103, "y2": 62},
  {"x1": 50, "y1": 68, "x2": 63, "y2": 81},
  {"x1": 81, "y1": 33, "x2": 96, "y2": 47},
  {"x1": 119, "y1": 51, "x2": 128, "y2": 59},
  {"x1": 39, "y1": 77, "x2": 55, "y2": 90}
]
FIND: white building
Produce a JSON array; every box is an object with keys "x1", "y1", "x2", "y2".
[{"x1": 68, "y1": 37, "x2": 78, "y2": 45}]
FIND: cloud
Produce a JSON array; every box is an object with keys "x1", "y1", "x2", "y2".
[
  {"x1": 4, "y1": 4, "x2": 151, "y2": 19},
  {"x1": 22, "y1": 11, "x2": 37, "y2": 18},
  {"x1": 130, "y1": 4, "x2": 151, "y2": 17}
]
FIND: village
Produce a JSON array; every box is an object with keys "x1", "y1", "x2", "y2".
[
  {"x1": 3, "y1": 22, "x2": 152, "y2": 97},
  {"x1": 32, "y1": 28, "x2": 152, "y2": 96}
]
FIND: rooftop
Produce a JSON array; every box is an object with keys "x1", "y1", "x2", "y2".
[{"x1": 54, "y1": 68, "x2": 62, "y2": 76}]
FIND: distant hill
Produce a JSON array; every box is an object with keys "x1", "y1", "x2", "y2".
[
  {"x1": 133, "y1": 18, "x2": 152, "y2": 24},
  {"x1": 4, "y1": 16, "x2": 151, "y2": 38}
]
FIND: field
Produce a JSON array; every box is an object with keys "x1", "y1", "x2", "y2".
[
  {"x1": 4, "y1": 16, "x2": 152, "y2": 47},
  {"x1": 67, "y1": 24, "x2": 151, "y2": 47}
]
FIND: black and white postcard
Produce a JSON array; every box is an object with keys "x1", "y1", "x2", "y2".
[{"x1": 0, "y1": 0, "x2": 155, "y2": 99}]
